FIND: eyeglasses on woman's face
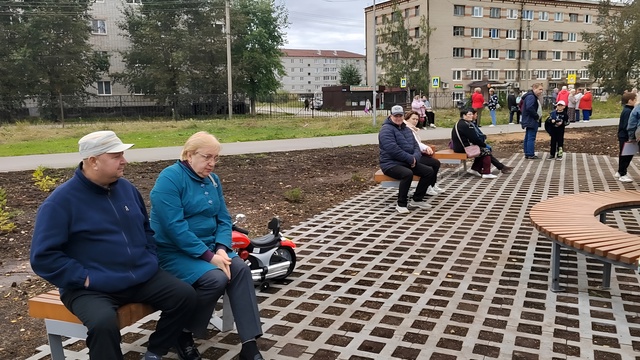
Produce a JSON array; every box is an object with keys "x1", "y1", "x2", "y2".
[{"x1": 195, "y1": 152, "x2": 219, "y2": 163}]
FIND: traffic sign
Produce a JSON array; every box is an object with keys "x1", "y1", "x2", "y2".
[
  {"x1": 431, "y1": 77, "x2": 440, "y2": 88},
  {"x1": 400, "y1": 78, "x2": 407, "y2": 88},
  {"x1": 567, "y1": 74, "x2": 576, "y2": 85}
]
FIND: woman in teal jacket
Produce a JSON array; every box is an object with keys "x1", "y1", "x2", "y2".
[{"x1": 150, "y1": 131, "x2": 263, "y2": 360}]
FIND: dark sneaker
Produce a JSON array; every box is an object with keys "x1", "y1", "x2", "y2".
[
  {"x1": 175, "y1": 332, "x2": 201, "y2": 360},
  {"x1": 501, "y1": 166, "x2": 513, "y2": 174},
  {"x1": 525, "y1": 155, "x2": 540, "y2": 160}
]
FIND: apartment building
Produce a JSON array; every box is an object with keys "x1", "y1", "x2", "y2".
[
  {"x1": 365, "y1": 0, "x2": 616, "y2": 102},
  {"x1": 280, "y1": 49, "x2": 366, "y2": 94}
]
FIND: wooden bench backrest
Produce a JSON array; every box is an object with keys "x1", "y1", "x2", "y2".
[
  {"x1": 530, "y1": 190, "x2": 640, "y2": 264},
  {"x1": 29, "y1": 290, "x2": 155, "y2": 328}
]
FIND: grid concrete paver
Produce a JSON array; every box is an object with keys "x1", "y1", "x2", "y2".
[{"x1": 26, "y1": 152, "x2": 640, "y2": 359}]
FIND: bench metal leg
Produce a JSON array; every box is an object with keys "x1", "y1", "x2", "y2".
[
  {"x1": 599, "y1": 212, "x2": 607, "y2": 223},
  {"x1": 601, "y1": 261, "x2": 612, "y2": 290},
  {"x1": 551, "y1": 241, "x2": 565, "y2": 292},
  {"x1": 210, "y1": 292, "x2": 235, "y2": 332},
  {"x1": 47, "y1": 333, "x2": 65, "y2": 360}
]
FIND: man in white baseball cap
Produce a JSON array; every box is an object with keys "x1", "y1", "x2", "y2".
[{"x1": 31, "y1": 130, "x2": 197, "y2": 360}]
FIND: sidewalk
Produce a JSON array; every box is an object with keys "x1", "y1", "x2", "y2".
[{"x1": 0, "y1": 118, "x2": 619, "y2": 172}]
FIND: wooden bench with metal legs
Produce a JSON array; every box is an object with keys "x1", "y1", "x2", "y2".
[
  {"x1": 530, "y1": 190, "x2": 640, "y2": 292},
  {"x1": 29, "y1": 289, "x2": 234, "y2": 360}
]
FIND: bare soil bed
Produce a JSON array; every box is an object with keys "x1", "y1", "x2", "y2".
[{"x1": 0, "y1": 125, "x2": 620, "y2": 359}]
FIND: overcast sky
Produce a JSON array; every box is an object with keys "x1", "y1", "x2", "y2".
[{"x1": 280, "y1": 0, "x2": 372, "y2": 55}]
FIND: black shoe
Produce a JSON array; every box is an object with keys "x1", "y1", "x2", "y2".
[
  {"x1": 501, "y1": 166, "x2": 513, "y2": 174},
  {"x1": 239, "y1": 340, "x2": 264, "y2": 360},
  {"x1": 525, "y1": 155, "x2": 540, "y2": 160},
  {"x1": 175, "y1": 332, "x2": 201, "y2": 360}
]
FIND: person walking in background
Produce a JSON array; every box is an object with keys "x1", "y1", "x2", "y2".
[
  {"x1": 379, "y1": 105, "x2": 434, "y2": 214},
  {"x1": 364, "y1": 98, "x2": 371, "y2": 114},
  {"x1": 422, "y1": 95, "x2": 437, "y2": 128},
  {"x1": 616, "y1": 92, "x2": 637, "y2": 183},
  {"x1": 580, "y1": 88, "x2": 593, "y2": 122},
  {"x1": 567, "y1": 88, "x2": 577, "y2": 123},
  {"x1": 411, "y1": 95, "x2": 426, "y2": 129},
  {"x1": 575, "y1": 88, "x2": 584, "y2": 122},
  {"x1": 487, "y1": 88, "x2": 498, "y2": 127},
  {"x1": 471, "y1": 87, "x2": 485, "y2": 127},
  {"x1": 521, "y1": 83, "x2": 544, "y2": 159},
  {"x1": 556, "y1": 85, "x2": 569, "y2": 105},
  {"x1": 303, "y1": 98, "x2": 310, "y2": 111},
  {"x1": 30, "y1": 131, "x2": 197, "y2": 360},
  {"x1": 544, "y1": 100, "x2": 569, "y2": 160},
  {"x1": 150, "y1": 131, "x2": 265, "y2": 360},
  {"x1": 507, "y1": 90, "x2": 520, "y2": 124}
]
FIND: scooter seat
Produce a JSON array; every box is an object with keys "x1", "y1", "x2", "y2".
[{"x1": 251, "y1": 233, "x2": 279, "y2": 248}]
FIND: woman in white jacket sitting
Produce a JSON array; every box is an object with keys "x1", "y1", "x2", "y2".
[{"x1": 404, "y1": 111, "x2": 444, "y2": 195}]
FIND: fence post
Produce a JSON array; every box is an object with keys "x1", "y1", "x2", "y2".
[{"x1": 58, "y1": 93, "x2": 65, "y2": 127}]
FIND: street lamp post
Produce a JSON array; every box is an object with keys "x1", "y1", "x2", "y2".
[{"x1": 372, "y1": 0, "x2": 377, "y2": 125}]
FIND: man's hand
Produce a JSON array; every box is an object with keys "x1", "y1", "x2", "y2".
[
  {"x1": 210, "y1": 249, "x2": 232, "y2": 280},
  {"x1": 411, "y1": 158, "x2": 416, "y2": 168},
  {"x1": 84, "y1": 276, "x2": 90, "y2": 288},
  {"x1": 424, "y1": 146, "x2": 433, "y2": 156}
]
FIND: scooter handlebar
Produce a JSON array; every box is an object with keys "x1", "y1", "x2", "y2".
[{"x1": 232, "y1": 225, "x2": 250, "y2": 235}]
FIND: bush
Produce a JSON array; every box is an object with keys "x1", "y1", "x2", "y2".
[
  {"x1": 32, "y1": 166, "x2": 58, "y2": 192},
  {"x1": 283, "y1": 188, "x2": 304, "y2": 203}
]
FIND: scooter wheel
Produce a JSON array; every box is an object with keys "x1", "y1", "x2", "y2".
[{"x1": 260, "y1": 282, "x2": 270, "y2": 291}]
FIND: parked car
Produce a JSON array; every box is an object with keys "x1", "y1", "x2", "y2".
[{"x1": 311, "y1": 99, "x2": 323, "y2": 110}]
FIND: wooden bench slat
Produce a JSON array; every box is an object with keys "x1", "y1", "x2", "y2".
[
  {"x1": 620, "y1": 249, "x2": 640, "y2": 264},
  {"x1": 582, "y1": 237, "x2": 640, "y2": 255},
  {"x1": 606, "y1": 243, "x2": 640, "y2": 261}
]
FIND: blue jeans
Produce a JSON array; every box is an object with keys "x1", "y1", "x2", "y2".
[
  {"x1": 490, "y1": 109, "x2": 497, "y2": 125},
  {"x1": 582, "y1": 109, "x2": 591, "y2": 121},
  {"x1": 523, "y1": 127, "x2": 537, "y2": 157}
]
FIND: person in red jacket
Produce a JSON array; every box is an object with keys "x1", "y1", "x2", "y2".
[
  {"x1": 471, "y1": 87, "x2": 486, "y2": 127},
  {"x1": 556, "y1": 85, "x2": 569, "y2": 106},
  {"x1": 579, "y1": 88, "x2": 593, "y2": 122}
]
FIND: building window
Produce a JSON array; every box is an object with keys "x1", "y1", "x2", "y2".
[
  {"x1": 507, "y1": 9, "x2": 518, "y2": 19},
  {"x1": 490, "y1": 7, "x2": 500, "y2": 19},
  {"x1": 555, "y1": 12, "x2": 564, "y2": 22},
  {"x1": 471, "y1": 48, "x2": 482, "y2": 59},
  {"x1": 125, "y1": 0, "x2": 142, "y2": 4},
  {"x1": 454, "y1": 5, "x2": 465, "y2": 16},
  {"x1": 569, "y1": 13, "x2": 578, "y2": 22},
  {"x1": 580, "y1": 69, "x2": 589, "y2": 79},
  {"x1": 471, "y1": 28, "x2": 483, "y2": 38},
  {"x1": 415, "y1": 6, "x2": 419, "y2": 16},
  {"x1": 567, "y1": 69, "x2": 577, "y2": 76},
  {"x1": 489, "y1": 28, "x2": 499, "y2": 39},
  {"x1": 581, "y1": 52, "x2": 590, "y2": 61},
  {"x1": 539, "y1": 11, "x2": 548, "y2": 21},
  {"x1": 91, "y1": 19, "x2": 107, "y2": 34},
  {"x1": 551, "y1": 70, "x2": 562, "y2": 79},
  {"x1": 536, "y1": 70, "x2": 547, "y2": 79},
  {"x1": 97, "y1": 81, "x2": 111, "y2": 95},
  {"x1": 585, "y1": 14, "x2": 592, "y2": 24},
  {"x1": 453, "y1": 48, "x2": 464, "y2": 58},
  {"x1": 506, "y1": 50, "x2": 516, "y2": 60},
  {"x1": 405, "y1": 8, "x2": 410, "y2": 19},
  {"x1": 538, "y1": 50, "x2": 547, "y2": 60},
  {"x1": 452, "y1": 70, "x2": 461, "y2": 80},
  {"x1": 506, "y1": 29, "x2": 517, "y2": 40},
  {"x1": 472, "y1": 70, "x2": 482, "y2": 80},
  {"x1": 453, "y1": 26, "x2": 464, "y2": 36},
  {"x1": 472, "y1": 6, "x2": 483, "y2": 17},
  {"x1": 538, "y1": 31, "x2": 548, "y2": 41},
  {"x1": 553, "y1": 32, "x2": 563, "y2": 41},
  {"x1": 552, "y1": 51, "x2": 562, "y2": 61},
  {"x1": 290, "y1": 59, "x2": 294, "y2": 63},
  {"x1": 133, "y1": 86, "x2": 144, "y2": 95},
  {"x1": 414, "y1": 27, "x2": 420, "y2": 38},
  {"x1": 505, "y1": 70, "x2": 516, "y2": 81},
  {"x1": 522, "y1": 10, "x2": 533, "y2": 20},
  {"x1": 452, "y1": 92, "x2": 465, "y2": 101},
  {"x1": 567, "y1": 51, "x2": 576, "y2": 61},
  {"x1": 521, "y1": 70, "x2": 531, "y2": 80},
  {"x1": 487, "y1": 70, "x2": 499, "y2": 80},
  {"x1": 568, "y1": 32, "x2": 577, "y2": 42},
  {"x1": 488, "y1": 49, "x2": 499, "y2": 59}
]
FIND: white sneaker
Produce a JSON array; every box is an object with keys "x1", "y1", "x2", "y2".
[
  {"x1": 409, "y1": 200, "x2": 432, "y2": 209},
  {"x1": 467, "y1": 169, "x2": 481, "y2": 177},
  {"x1": 482, "y1": 174, "x2": 498, "y2": 179},
  {"x1": 429, "y1": 124, "x2": 437, "y2": 128},
  {"x1": 396, "y1": 205, "x2": 410, "y2": 214},
  {"x1": 433, "y1": 184, "x2": 445, "y2": 193},
  {"x1": 489, "y1": 124, "x2": 495, "y2": 127},
  {"x1": 619, "y1": 175, "x2": 633, "y2": 183},
  {"x1": 426, "y1": 186, "x2": 439, "y2": 196},
  {"x1": 614, "y1": 172, "x2": 620, "y2": 179}
]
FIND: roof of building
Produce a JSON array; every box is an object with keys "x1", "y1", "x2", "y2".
[{"x1": 281, "y1": 49, "x2": 365, "y2": 59}]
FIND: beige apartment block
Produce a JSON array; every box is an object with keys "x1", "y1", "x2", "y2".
[
  {"x1": 365, "y1": 0, "x2": 619, "y2": 101},
  {"x1": 279, "y1": 49, "x2": 366, "y2": 95}
]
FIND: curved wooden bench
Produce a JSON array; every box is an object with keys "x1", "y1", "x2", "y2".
[{"x1": 530, "y1": 190, "x2": 640, "y2": 292}]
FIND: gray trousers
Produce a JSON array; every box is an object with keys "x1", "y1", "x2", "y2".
[{"x1": 189, "y1": 257, "x2": 263, "y2": 342}]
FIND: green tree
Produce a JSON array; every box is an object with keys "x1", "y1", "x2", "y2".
[
  {"x1": 376, "y1": 6, "x2": 431, "y2": 96},
  {"x1": 583, "y1": 1, "x2": 640, "y2": 94},
  {"x1": 231, "y1": 0, "x2": 288, "y2": 115},
  {"x1": 0, "y1": 0, "x2": 108, "y2": 121},
  {"x1": 339, "y1": 64, "x2": 362, "y2": 85}
]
